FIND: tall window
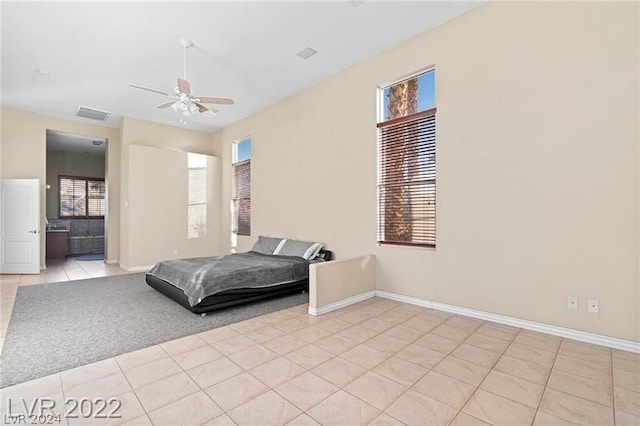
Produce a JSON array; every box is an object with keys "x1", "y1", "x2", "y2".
[
  {"x1": 232, "y1": 138, "x2": 251, "y2": 236},
  {"x1": 59, "y1": 176, "x2": 105, "y2": 218},
  {"x1": 188, "y1": 153, "x2": 207, "y2": 239},
  {"x1": 377, "y1": 69, "x2": 436, "y2": 247}
]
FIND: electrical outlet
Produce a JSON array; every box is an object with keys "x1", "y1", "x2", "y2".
[
  {"x1": 588, "y1": 299, "x2": 599, "y2": 313},
  {"x1": 567, "y1": 296, "x2": 578, "y2": 310},
  {"x1": 172, "y1": 248, "x2": 178, "y2": 256}
]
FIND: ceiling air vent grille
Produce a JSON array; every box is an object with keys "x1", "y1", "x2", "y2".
[
  {"x1": 77, "y1": 106, "x2": 110, "y2": 121},
  {"x1": 296, "y1": 47, "x2": 318, "y2": 60}
]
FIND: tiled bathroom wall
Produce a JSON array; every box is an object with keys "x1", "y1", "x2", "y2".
[{"x1": 48, "y1": 218, "x2": 105, "y2": 255}]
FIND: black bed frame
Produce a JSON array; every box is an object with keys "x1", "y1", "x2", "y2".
[{"x1": 145, "y1": 250, "x2": 332, "y2": 315}]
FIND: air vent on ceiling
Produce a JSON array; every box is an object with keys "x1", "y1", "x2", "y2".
[
  {"x1": 77, "y1": 106, "x2": 110, "y2": 121},
  {"x1": 296, "y1": 47, "x2": 318, "y2": 60}
]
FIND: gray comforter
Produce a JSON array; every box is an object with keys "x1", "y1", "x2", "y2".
[{"x1": 146, "y1": 251, "x2": 309, "y2": 307}]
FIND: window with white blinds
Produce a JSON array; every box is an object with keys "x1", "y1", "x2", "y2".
[
  {"x1": 377, "y1": 69, "x2": 436, "y2": 247},
  {"x1": 59, "y1": 176, "x2": 105, "y2": 218},
  {"x1": 188, "y1": 153, "x2": 208, "y2": 239},
  {"x1": 232, "y1": 138, "x2": 251, "y2": 236}
]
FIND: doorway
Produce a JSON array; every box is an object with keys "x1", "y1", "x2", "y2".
[{"x1": 45, "y1": 130, "x2": 107, "y2": 265}]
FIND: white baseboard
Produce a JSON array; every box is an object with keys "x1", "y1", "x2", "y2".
[
  {"x1": 308, "y1": 290, "x2": 376, "y2": 316},
  {"x1": 105, "y1": 259, "x2": 119, "y2": 265},
  {"x1": 119, "y1": 264, "x2": 153, "y2": 273},
  {"x1": 376, "y1": 290, "x2": 640, "y2": 354}
]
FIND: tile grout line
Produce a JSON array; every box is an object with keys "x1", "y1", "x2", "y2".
[
  {"x1": 55, "y1": 374, "x2": 70, "y2": 426},
  {"x1": 524, "y1": 332, "x2": 561, "y2": 424},
  {"x1": 610, "y1": 348, "x2": 616, "y2": 426},
  {"x1": 334, "y1": 309, "x2": 431, "y2": 424},
  {"x1": 246, "y1": 303, "x2": 415, "y2": 424},
  {"x1": 117, "y1": 363, "x2": 154, "y2": 425},
  {"x1": 441, "y1": 319, "x2": 509, "y2": 425},
  {"x1": 538, "y1": 338, "x2": 615, "y2": 424},
  {"x1": 297, "y1": 305, "x2": 421, "y2": 424}
]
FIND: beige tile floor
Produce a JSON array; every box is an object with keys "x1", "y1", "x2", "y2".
[{"x1": 1, "y1": 266, "x2": 639, "y2": 425}]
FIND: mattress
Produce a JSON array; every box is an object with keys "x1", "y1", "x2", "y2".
[
  {"x1": 146, "y1": 251, "x2": 310, "y2": 307},
  {"x1": 145, "y1": 273, "x2": 309, "y2": 314}
]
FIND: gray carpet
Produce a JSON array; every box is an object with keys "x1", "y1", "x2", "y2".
[{"x1": 0, "y1": 273, "x2": 307, "y2": 388}]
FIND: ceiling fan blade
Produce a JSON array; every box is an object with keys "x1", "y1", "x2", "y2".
[
  {"x1": 195, "y1": 103, "x2": 218, "y2": 117},
  {"x1": 129, "y1": 84, "x2": 170, "y2": 96},
  {"x1": 197, "y1": 96, "x2": 234, "y2": 105},
  {"x1": 177, "y1": 78, "x2": 191, "y2": 96},
  {"x1": 156, "y1": 101, "x2": 175, "y2": 109}
]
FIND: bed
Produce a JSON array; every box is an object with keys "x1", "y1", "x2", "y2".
[{"x1": 145, "y1": 236, "x2": 331, "y2": 314}]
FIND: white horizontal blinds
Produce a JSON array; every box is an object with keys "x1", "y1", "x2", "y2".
[
  {"x1": 233, "y1": 159, "x2": 251, "y2": 236},
  {"x1": 59, "y1": 176, "x2": 105, "y2": 218},
  {"x1": 188, "y1": 167, "x2": 207, "y2": 239},
  {"x1": 87, "y1": 180, "x2": 105, "y2": 216},
  {"x1": 59, "y1": 177, "x2": 87, "y2": 217},
  {"x1": 377, "y1": 108, "x2": 436, "y2": 247},
  {"x1": 377, "y1": 69, "x2": 436, "y2": 247}
]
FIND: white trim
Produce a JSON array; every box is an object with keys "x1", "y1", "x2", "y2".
[
  {"x1": 308, "y1": 290, "x2": 376, "y2": 316},
  {"x1": 272, "y1": 239, "x2": 287, "y2": 255},
  {"x1": 119, "y1": 264, "x2": 153, "y2": 273},
  {"x1": 105, "y1": 259, "x2": 119, "y2": 265},
  {"x1": 376, "y1": 290, "x2": 640, "y2": 354}
]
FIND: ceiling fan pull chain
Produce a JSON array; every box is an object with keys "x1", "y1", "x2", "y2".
[{"x1": 183, "y1": 43, "x2": 188, "y2": 80}]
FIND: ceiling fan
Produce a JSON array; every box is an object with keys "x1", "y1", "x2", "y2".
[{"x1": 129, "y1": 38, "x2": 234, "y2": 118}]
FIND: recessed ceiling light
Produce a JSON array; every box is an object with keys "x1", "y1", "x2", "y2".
[
  {"x1": 36, "y1": 68, "x2": 48, "y2": 76},
  {"x1": 350, "y1": 0, "x2": 366, "y2": 7},
  {"x1": 296, "y1": 47, "x2": 318, "y2": 60}
]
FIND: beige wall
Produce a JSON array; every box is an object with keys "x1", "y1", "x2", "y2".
[
  {"x1": 124, "y1": 145, "x2": 220, "y2": 269},
  {"x1": 212, "y1": 2, "x2": 639, "y2": 341},
  {"x1": 0, "y1": 108, "x2": 121, "y2": 267},
  {"x1": 119, "y1": 117, "x2": 221, "y2": 268},
  {"x1": 45, "y1": 151, "x2": 105, "y2": 218}
]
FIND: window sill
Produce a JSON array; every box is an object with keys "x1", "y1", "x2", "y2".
[{"x1": 377, "y1": 241, "x2": 435, "y2": 250}]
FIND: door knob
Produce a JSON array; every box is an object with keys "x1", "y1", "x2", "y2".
[{"x1": 28, "y1": 230, "x2": 39, "y2": 234}]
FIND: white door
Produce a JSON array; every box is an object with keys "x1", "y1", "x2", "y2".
[{"x1": 0, "y1": 179, "x2": 40, "y2": 274}]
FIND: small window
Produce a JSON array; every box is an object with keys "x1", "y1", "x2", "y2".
[
  {"x1": 377, "y1": 69, "x2": 436, "y2": 247},
  {"x1": 188, "y1": 153, "x2": 208, "y2": 239},
  {"x1": 232, "y1": 138, "x2": 251, "y2": 236},
  {"x1": 59, "y1": 176, "x2": 105, "y2": 218}
]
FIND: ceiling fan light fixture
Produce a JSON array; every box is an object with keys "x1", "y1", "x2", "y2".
[{"x1": 129, "y1": 38, "x2": 234, "y2": 120}]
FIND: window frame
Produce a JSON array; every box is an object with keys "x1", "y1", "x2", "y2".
[
  {"x1": 58, "y1": 175, "x2": 105, "y2": 219},
  {"x1": 232, "y1": 138, "x2": 251, "y2": 237},
  {"x1": 377, "y1": 68, "x2": 436, "y2": 248}
]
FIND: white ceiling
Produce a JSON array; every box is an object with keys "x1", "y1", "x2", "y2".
[
  {"x1": 46, "y1": 130, "x2": 106, "y2": 156},
  {"x1": 1, "y1": 1, "x2": 481, "y2": 133}
]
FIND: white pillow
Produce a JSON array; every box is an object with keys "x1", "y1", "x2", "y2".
[{"x1": 274, "y1": 239, "x2": 323, "y2": 260}]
